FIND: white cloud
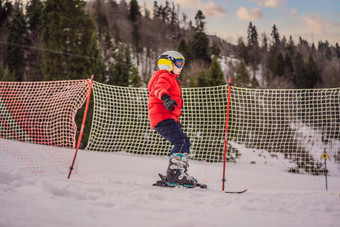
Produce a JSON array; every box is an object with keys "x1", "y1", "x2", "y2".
[
  {"x1": 251, "y1": 0, "x2": 284, "y2": 8},
  {"x1": 290, "y1": 8, "x2": 297, "y2": 16},
  {"x1": 203, "y1": 1, "x2": 227, "y2": 18},
  {"x1": 302, "y1": 13, "x2": 325, "y2": 34},
  {"x1": 236, "y1": 6, "x2": 263, "y2": 21},
  {"x1": 175, "y1": 0, "x2": 227, "y2": 18}
]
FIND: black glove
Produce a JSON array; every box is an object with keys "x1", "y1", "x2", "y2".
[{"x1": 161, "y1": 94, "x2": 177, "y2": 111}]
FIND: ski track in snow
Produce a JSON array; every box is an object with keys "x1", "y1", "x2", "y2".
[{"x1": 1, "y1": 150, "x2": 340, "y2": 227}]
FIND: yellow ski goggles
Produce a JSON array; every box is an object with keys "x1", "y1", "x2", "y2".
[{"x1": 158, "y1": 54, "x2": 185, "y2": 68}]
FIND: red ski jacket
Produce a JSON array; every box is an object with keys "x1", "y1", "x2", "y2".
[{"x1": 148, "y1": 70, "x2": 183, "y2": 128}]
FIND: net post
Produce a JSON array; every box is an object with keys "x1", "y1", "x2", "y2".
[
  {"x1": 222, "y1": 78, "x2": 232, "y2": 191},
  {"x1": 68, "y1": 75, "x2": 94, "y2": 179}
]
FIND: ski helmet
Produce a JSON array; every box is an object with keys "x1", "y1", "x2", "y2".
[{"x1": 157, "y1": 50, "x2": 185, "y2": 72}]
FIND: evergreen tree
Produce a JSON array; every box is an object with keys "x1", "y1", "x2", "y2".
[
  {"x1": 128, "y1": 0, "x2": 140, "y2": 22},
  {"x1": 293, "y1": 52, "x2": 305, "y2": 88},
  {"x1": 191, "y1": 31, "x2": 209, "y2": 62},
  {"x1": 247, "y1": 22, "x2": 253, "y2": 47},
  {"x1": 168, "y1": 2, "x2": 178, "y2": 26},
  {"x1": 86, "y1": 33, "x2": 105, "y2": 82},
  {"x1": 41, "y1": 0, "x2": 99, "y2": 80},
  {"x1": 197, "y1": 70, "x2": 207, "y2": 87},
  {"x1": 247, "y1": 22, "x2": 260, "y2": 78},
  {"x1": 281, "y1": 36, "x2": 287, "y2": 49},
  {"x1": 261, "y1": 33, "x2": 268, "y2": 53},
  {"x1": 26, "y1": 0, "x2": 43, "y2": 33},
  {"x1": 237, "y1": 37, "x2": 249, "y2": 64},
  {"x1": 0, "y1": 0, "x2": 13, "y2": 30},
  {"x1": 304, "y1": 54, "x2": 321, "y2": 88},
  {"x1": 129, "y1": 65, "x2": 141, "y2": 87},
  {"x1": 123, "y1": 46, "x2": 132, "y2": 86},
  {"x1": 25, "y1": 0, "x2": 44, "y2": 81},
  {"x1": 271, "y1": 24, "x2": 280, "y2": 47},
  {"x1": 111, "y1": 46, "x2": 131, "y2": 86},
  {"x1": 4, "y1": 4, "x2": 28, "y2": 81},
  {"x1": 276, "y1": 53, "x2": 285, "y2": 77},
  {"x1": 234, "y1": 60, "x2": 251, "y2": 87},
  {"x1": 336, "y1": 43, "x2": 340, "y2": 58},
  {"x1": 267, "y1": 45, "x2": 279, "y2": 77},
  {"x1": 283, "y1": 53, "x2": 294, "y2": 81},
  {"x1": 177, "y1": 39, "x2": 192, "y2": 64},
  {"x1": 194, "y1": 10, "x2": 205, "y2": 32},
  {"x1": 111, "y1": 47, "x2": 125, "y2": 85},
  {"x1": 93, "y1": 0, "x2": 109, "y2": 36},
  {"x1": 287, "y1": 36, "x2": 296, "y2": 57},
  {"x1": 208, "y1": 56, "x2": 224, "y2": 86},
  {"x1": 152, "y1": 1, "x2": 160, "y2": 20},
  {"x1": 132, "y1": 23, "x2": 141, "y2": 55},
  {"x1": 176, "y1": 39, "x2": 192, "y2": 78},
  {"x1": 1, "y1": 65, "x2": 16, "y2": 81}
]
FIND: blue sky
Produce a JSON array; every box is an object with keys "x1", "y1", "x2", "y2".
[{"x1": 143, "y1": 0, "x2": 340, "y2": 45}]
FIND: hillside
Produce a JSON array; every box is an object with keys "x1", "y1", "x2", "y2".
[{"x1": 1, "y1": 0, "x2": 339, "y2": 89}]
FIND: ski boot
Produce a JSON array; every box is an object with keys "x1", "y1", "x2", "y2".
[
  {"x1": 153, "y1": 153, "x2": 207, "y2": 189},
  {"x1": 165, "y1": 153, "x2": 198, "y2": 188}
]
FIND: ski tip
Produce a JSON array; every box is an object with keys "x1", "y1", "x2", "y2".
[
  {"x1": 196, "y1": 183, "x2": 208, "y2": 189},
  {"x1": 225, "y1": 189, "x2": 247, "y2": 194},
  {"x1": 158, "y1": 173, "x2": 166, "y2": 181}
]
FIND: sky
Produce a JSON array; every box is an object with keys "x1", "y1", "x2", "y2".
[{"x1": 142, "y1": 0, "x2": 340, "y2": 46}]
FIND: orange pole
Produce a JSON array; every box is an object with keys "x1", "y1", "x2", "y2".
[
  {"x1": 222, "y1": 78, "x2": 232, "y2": 191},
  {"x1": 68, "y1": 75, "x2": 94, "y2": 179}
]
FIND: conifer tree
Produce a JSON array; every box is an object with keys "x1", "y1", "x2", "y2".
[
  {"x1": 132, "y1": 23, "x2": 141, "y2": 56},
  {"x1": 336, "y1": 43, "x2": 340, "y2": 58},
  {"x1": 128, "y1": 0, "x2": 141, "y2": 22},
  {"x1": 177, "y1": 39, "x2": 192, "y2": 66},
  {"x1": 194, "y1": 10, "x2": 205, "y2": 32},
  {"x1": 111, "y1": 46, "x2": 132, "y2": 86},
  {"x1": 287, "y1": 36, "x2": 296, "y2": 57},
  {"x1": 86, "y1": 33, "x2": 105, "y2": 82},
  {"x1": 191, "y1": 31, "x2": 209, "y2": 62},
  {"x1": 276, "y1": 53, "x2": 285, "y2": 77},
  {"x1": 152, "y1": 1, "x2": 160, "y2": 20},
  {"x1": 0, "y1": 0, "x2": 13, "y2": 30},
  {"x1": 25, "y1": 0, "x2": 44, "y2": 81},
  {"x1": 123, "y1": 46, "x2": 132, "y2": 86},
  {"x1": 129, "y1": 65, "x2": 141, "y2": 87},
  {"x1": 111, "y1": 47, "x2": 125, "y2": 85},
  {"x1": 237, "y1": 37, "x2": 249, "y2": 64},
  {"x1": 197, "y1": 70, "x2": 207, "y2": 87},
  {"x1": 41, "y1": 0, "x2": 99, "y2": 80},
  {"x1": 208, "y1": 56, "x2": 224, "y2": 86},
  {"x1": 271, "y1": 24, "x2": 280, "y2": 47},
  {"x1": 4, "y1": 4, "x2": 28, "y2": 81},
  {"x1": 234, "y1": 60, "x2": 252, "y2": 87},
  {"x1": 304, "y1": 54, "x2": 321, "y2": 88},
  {"x1": 93, "y1": 0, "x2": 109, "y2": 36},
  {"x1": 293, "y1": 52, "x2": 305, "y2": 88},
  {"x1": 1, "y1": 65, "x2": 16, "y2": 81},
  {"x1": 26, "y1": 0, "x2": 43, "y2": 33},
  {"x1": 247, "y1": 22, "x2": 260, "y2": 79},
  {"x1": 283, "y1": 53, "x2": 294, "y2": 81}
]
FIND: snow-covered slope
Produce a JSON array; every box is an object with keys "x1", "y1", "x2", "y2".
[{"x1": 1, "y1": 147, "x2": 340, "y2": 227}]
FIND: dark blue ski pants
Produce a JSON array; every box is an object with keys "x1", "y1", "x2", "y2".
[{"x1": 154, "y1": 119, "x2": 191, "y2": 154}]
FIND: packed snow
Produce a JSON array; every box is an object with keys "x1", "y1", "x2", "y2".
[{"x1": 1, "y1": 141, "x2": 340, "y2": 227}]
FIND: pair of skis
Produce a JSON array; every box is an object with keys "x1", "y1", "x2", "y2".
[
  {"x1": 153, "y1": 173, "x2": 247, "y2": 194},
  {"x1": 153, "y1": 173, "x2": 207, "y2": 189}
]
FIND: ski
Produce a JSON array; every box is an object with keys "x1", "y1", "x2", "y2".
[
  {"x1": 153, "y1": 173, "x2": 207, "y2": 189},
  {"x1": 225, "y1": 189, "x2": 247, "y2": 194}
]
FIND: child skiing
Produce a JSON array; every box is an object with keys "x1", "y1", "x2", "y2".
[{"x1": 148, "y1": 50, "x2": 204, "y2": 188}]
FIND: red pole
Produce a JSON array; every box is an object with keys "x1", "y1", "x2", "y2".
[
  {"x1": 68, "y1": 75, "x2": 94, "y2": 179},
  {"x1": 222, "y1": 78, "x2": 232, "y2": 191}
]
